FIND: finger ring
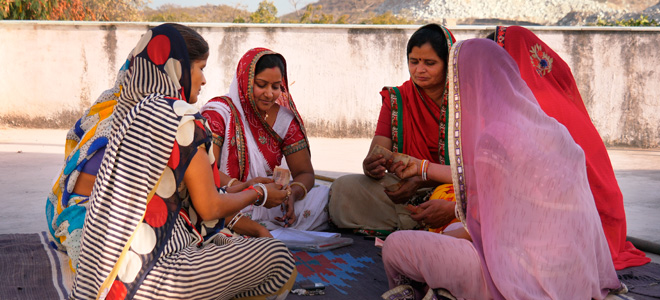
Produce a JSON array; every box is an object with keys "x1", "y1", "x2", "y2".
[
  {"x1": 286, "y1": 190, "x2": 291, "y2": 196},
  {"x1": 421, "y1": 221, "x2": 426, "y2": 227}
]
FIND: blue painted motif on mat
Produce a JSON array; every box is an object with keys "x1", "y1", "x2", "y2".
[{"x1": 293, "y1": 251, "x2": 375, "y2": 295}]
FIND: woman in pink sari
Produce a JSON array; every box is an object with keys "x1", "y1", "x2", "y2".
[
  {"x1": 381, "y1": 39, "x2": 623, "y2": 300},
  {"x1": 490, "y1": 25, "x2": 649, "y2": 270}
]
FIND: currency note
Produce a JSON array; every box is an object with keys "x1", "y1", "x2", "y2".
[
  {"x1": 368, "y1": 144, "x2": 394, "y2": 161},
  {"x1": 273, "y1": 166, "x2": 291, "y2": 186},
  {"x1": 379, "y1": 173, "x2": 403, "y2": 192}
]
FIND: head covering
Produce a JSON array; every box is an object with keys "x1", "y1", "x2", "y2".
[
  {"x1": 448, "y1": 38, "x2": 619, "y2": 299},
  {"x1": 202, "y1": 48, "x2": 308, "y2": 181},
  {"x1": 110, "y1": 23, "x2": 192, "y2": 129},
  {"x1": 379, "y1": 24, "x2": 456, "y2": 164},
  {"x1": 494, "y1": 25, "x2": 650, "y2": 270},
  {"x1": 71, "y1": 24, "x2": 217, "y2": 299}
]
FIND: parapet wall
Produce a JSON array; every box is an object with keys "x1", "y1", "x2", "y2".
[{"x1": 1, "y1": 22, "x2": 658, "y2": 147}]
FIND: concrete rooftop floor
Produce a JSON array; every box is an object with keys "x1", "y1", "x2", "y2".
[{"x1": 1, "y1": 128, "x2": 658, "y2": 263}]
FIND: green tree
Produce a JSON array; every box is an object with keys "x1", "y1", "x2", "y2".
[
  {"x1": 361, "y1": 11, "x2": 414, "y2": 25},
  {"x1": 298, "y1": 4, "x2": 346, "y2": 24},
  {"x1": 335, "y1": 14, "x2": 348, "y2": 24},
  {"x1": 1, "y1": 0, "x2": 58, "y2": 20},
  {"x1": 595, "y1": 15, "x2": 659, "y2": 26},
  {"x1": 249, "y1": 0, "x2": 279, "y2": 23},
  {"x1": 233, "y1": 15, "x2": 247, "y2": 23}
]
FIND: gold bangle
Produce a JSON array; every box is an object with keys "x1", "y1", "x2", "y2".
[
  {"x1": 289, "y1": 182, "x2": 308, "y2": 200},
  {"x1": 227, "y1": 178, "x2": 238, "y2": 188}
]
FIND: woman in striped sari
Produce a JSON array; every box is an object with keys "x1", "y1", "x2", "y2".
[{"x1": 69, "y1": 23, "x2": 295, "y2": 300}]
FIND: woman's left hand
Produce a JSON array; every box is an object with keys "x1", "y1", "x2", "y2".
[
  {"x1": 408, "y1": 200, "x2": 456, "y2": 229},
  {"x1": 391, "y1": 158, "x2": 422, "y2": 179},
  {"x1": 248, "y1": 177, "x2": 274, "y2": 185}
]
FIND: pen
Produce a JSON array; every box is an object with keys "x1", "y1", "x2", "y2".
[
  {"x1": 281, "y1": 185, "x2": 291, "y2": 227},
  {"x1": 281, "y1": 202, "x2": 289, "y2": 227}
]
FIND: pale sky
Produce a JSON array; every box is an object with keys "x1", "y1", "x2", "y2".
[{"x1": 147, "y1": 0, "x2": 316, "y2": 16}]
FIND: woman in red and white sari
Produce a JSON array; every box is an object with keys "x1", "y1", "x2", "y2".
[{"x1": 201, "y1": 48, "x2": 329, "y2": 231}]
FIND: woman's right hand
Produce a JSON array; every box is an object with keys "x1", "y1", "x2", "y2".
[
  {"x1": 363, "y1": 154, "x2": 388, "y2": 179},
  {"x1": 261, "y1": 182, "x2": 286, "y2": 209}
]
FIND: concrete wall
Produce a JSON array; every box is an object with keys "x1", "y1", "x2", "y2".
[{"x1": 1, "y1": 21, "x2": 659, "y2": 147}]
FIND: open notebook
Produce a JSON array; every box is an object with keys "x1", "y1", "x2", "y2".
[{"x1": 270, "y1": 228, "x2": 353, "y2": 252}]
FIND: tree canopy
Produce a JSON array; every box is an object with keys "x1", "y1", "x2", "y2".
[
  {"x1": 595, "y1": 15, "x2": 659, "y2": 26},
  {"x1": 247, "y1": 0, "x2": 279, "y2": 23},
  {"x1": 1, "y1": 0, "x2": 146, "y2": 21}
]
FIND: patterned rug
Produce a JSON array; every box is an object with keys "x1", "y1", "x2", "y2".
[
  {"x1": 2, "y1": 232, "x2": 660, "y2": 300},
  {"x1": 289, "y1": 232, "x2": 388, "y2": 299}
]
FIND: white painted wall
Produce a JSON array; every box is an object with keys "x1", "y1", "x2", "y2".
[{"x1": 1, "y1": 22, "x2": 659, "y2": 147}]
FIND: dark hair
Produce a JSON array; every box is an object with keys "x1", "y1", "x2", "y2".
[
  {"x1": 485, "y1": 31, "x2": 496, "y2": 41},
  {"x1": 255, "y1": 54, "x2": 285, "y2": 78},
  {"x1": 406, "y1": 24, "x2": 449, "y2": 63},
  {"x1": 166, "y1": 23, "x2": 209, "y2": 61}
]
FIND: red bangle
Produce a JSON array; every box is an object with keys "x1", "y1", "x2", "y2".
[
  {"x1": 243, "y1": 185, "x2": 263, "y2": 204},
  {"x1": 418, "y1": 160, "x2": 427, "y2": 176}
]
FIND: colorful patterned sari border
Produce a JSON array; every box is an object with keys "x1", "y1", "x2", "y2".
[{"x1": 447, "y1": 41, "x2": 468, "y2": 231}]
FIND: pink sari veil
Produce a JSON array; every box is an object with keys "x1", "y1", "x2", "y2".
[{"x1": 448, "y1": 39, "x2": 619, "y2": 299}]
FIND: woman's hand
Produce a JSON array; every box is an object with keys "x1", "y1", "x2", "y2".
[
  {"x1": 261, "y1": 182, "x2": 286, "y2": 209},
  {"x1": 406, "y1": 200, "x2": 456, "y2": 229},
  {"x1": 231, "y1": 215, "x2": 273, "y2": 238},
  {"x1": 363, "y1": 153, "x2": 389, "y2": 179},
  {"x1": 227, "y1": 177, "x2": 273, "y2": 193},
  {"x1": 363, "y1": 136, "x2": 394, "y2": 179},
  {"x1": 248, "y1": 177, "x2": 273, "y2": 185},
  {"x1": 275, "y1": 186, "x2": 296, "y2": 226},
  {"x1": 255, "y1": 226, "x2": 273, "y2": 238},
  {"x1": 384, "y1": 176, "x2": 423, "y2": 204},
  {"x1": 392, "y1": 157, "x2": 422, "y2": 180}
]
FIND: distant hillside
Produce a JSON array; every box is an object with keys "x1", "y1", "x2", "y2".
[
  {"x1": 284, "y1": 0, "x2": 660, "y2": 25},
  {"x1": 281, "y1": 0, "x2": 387, "y2": 23},
  {"x1": 142, "y1": 4, "x2": 249, "y2": 23}
]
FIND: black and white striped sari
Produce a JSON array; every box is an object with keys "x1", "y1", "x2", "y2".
[{"x1": 70, "y1": 24, "x2": 295, "y2": 300}]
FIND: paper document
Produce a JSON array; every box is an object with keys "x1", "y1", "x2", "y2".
[{"x1": 270, "y1": 228, "x2": 353, "y2": 252}]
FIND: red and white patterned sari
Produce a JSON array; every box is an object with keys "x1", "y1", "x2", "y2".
[
  {"x1": 202, "y1": 48, "x2": 329, "y2": 231},
  {"x1": 202, "y1": 48, "x2": 308, "y2": 181}
]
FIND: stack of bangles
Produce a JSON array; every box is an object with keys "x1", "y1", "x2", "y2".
[
  {"x1": 419, "y1": 159, "x2": 429, "y2": 181},
  {"x1": 226, "y1": 212, "x2": 244, "y2": 231},
  {"x1": 244, "y1": 183, "x2": 268, "y2": 207}
]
